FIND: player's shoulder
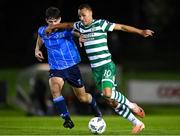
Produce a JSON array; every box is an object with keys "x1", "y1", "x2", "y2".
[
  {"x1": 98, "y1": 19, "x2": 114, "y2": 26},
  {"x1": 96, "y1": 19, "x2": 104, "y2": 21},
  {"x1": 94, "y1": 19, "x2": 108, "y2": 24},
  {"x1": 74, "y1": 21, "x2": 81, "y2": 26},
  {"x1": 98, "y1": 19, "x2": 109, "y2": 22},
  {"x1": 74, "y1": 21, "x2": 81, "y2": 24},
  {"x1": 38, "y1": 25, "x2": 47, "y2": 34},
  {"x1": 74, "y1": 21, "x2": 83, "y2": 30}
]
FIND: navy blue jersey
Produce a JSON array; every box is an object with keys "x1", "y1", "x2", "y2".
[{"x1": 38, "y1": 26, "x2": 81, "y2": 70}]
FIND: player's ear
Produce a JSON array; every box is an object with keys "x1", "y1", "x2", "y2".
[
  {"x1": 58, "y1": 17, "x2": 61, "y2": 23},
  {"x1": 45, "y1": 18, "x2": 48, "y2": 23},
  {"x1": 89, "y1": 10, "x2": 93, "y2": 17}
]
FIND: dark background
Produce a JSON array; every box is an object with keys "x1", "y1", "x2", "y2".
[{"x1": 1, "y1": 0, "x2": 180, "y2": 71}]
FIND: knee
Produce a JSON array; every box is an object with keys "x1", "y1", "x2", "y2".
[
  {"x1": 50, "y1": 85, "x2": 60, "y2": 98},
  {"x1": 77, "y1": 94, "x2": 88, "y2": 103},
  {"x1": 105, "y1": 99, "x2": 118, "y2": 108},
  {"x1": 51, "y1": 88, "x2": 60, "y2": 98},
  {"x1": 102, "y1": 88, "x2": 112, "y2": 98},
  {"x1": 49, "y1": 78, "x2": 63, "y2": 98}
]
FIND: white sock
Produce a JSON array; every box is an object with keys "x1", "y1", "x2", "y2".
[
  {"x1": 111, "y1": 90, "x2": 134, "y2": 109},
  {"x1": 115, "y1": 103, "x2": 141, "y2": 126}
]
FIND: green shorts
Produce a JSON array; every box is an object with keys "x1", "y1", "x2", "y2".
[{"x1": 92, "y1": 62, "x2": 116, "y2": 93}]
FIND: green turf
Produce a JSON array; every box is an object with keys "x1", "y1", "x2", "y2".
[
  {"x1": 0, "y1": 115, "x2": 180, "y2": 135},
  {"x1": 1, "y1": 69, "x2": 180, "y2": 135}
]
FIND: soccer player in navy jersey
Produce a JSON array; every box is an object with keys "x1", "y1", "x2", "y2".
[{"x1": 35, "y1": 6, "x2": 102, "y2": 129}]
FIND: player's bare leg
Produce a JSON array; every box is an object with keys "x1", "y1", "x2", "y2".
[
  {"x1": 73, "y1": 86, "x2": 102, "y2": 117},
  {"x1": 49, "y1": 77, "x2": 74, "y2": 129}
]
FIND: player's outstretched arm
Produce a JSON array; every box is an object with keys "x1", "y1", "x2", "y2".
[
  {"x1": 114, "y1": 24, "x2": 154, "y2": 37},
  {"x1": 45, "y1": 22, "x2": 74, "y2": 35}
]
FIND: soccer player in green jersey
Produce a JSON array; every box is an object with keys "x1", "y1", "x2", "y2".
[{"x1": 45, "y1": 4, "x2": 154, "y2": 134}]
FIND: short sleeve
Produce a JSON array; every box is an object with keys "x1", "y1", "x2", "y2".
[{"x1": 99, "y1": 19, "x2": 115, "y2": 32}]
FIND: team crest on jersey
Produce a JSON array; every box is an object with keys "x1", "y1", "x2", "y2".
[{"x1": 59, "y1": 33, "x2": 64, "y2": 38}]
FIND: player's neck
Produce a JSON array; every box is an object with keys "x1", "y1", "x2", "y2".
[{"x1": 85, "y1": 19, "x2": 94, "y2": 26}]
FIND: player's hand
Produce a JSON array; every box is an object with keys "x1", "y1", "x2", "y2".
[
  {"x1": 79, "y1": 34, "x2": 85, "y2": 47},
  {"x1": 141, "y1": 29, "x2": 154, "y2": 37},
  {"x1": 35, "y1": 50, "x2": 44, "y2": 62}
]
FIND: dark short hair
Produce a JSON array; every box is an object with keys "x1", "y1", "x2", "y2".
[
  {"x1": 78, "y1": 3, "x2": 92, "y2": 11},
  {"x1": 45, "y1": 6, "x2": 61, "y2": 19}
]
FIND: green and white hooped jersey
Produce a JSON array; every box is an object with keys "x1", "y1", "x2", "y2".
[{"x1": 74, "y1": 19, "x2": 115, "y2": 68}]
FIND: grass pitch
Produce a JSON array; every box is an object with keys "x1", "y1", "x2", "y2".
[{"x1": 0, "y1": 114, "x2": 180, "y2": 135}]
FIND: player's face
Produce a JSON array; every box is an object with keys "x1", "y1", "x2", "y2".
[
  {"x1": 46, "y1": 17, "x2": 61, "y2": 26},
  {"x1": 78, "y1": 8, "x2": 93, "y2": 26}
]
